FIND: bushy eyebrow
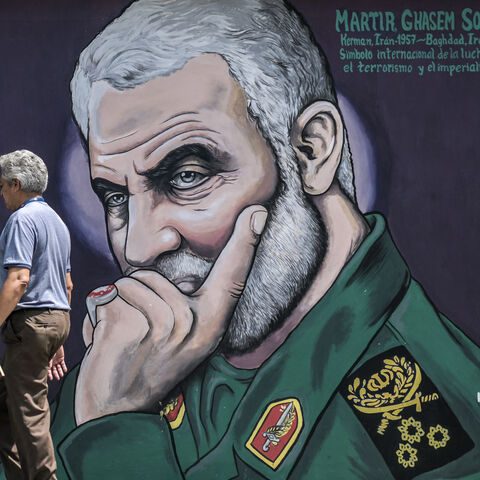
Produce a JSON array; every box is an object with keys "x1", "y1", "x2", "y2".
[
  {"x1": 91, "y1": 177, "x2": 128, "y2": 200},
  {"x1": 90, "y1": 144, "x2": 233, "y2": 198},
  {"x1": 141, "y1": 143, "x2": 232, "y2": 186}
]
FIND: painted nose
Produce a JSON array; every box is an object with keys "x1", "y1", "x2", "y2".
[{"x1": 124, "y1": 194, "x2": 181, "y2": 267}]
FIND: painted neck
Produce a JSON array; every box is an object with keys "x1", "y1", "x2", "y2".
[{"x1": 224, "y1": 182, "x2": 370, "y2": 369}]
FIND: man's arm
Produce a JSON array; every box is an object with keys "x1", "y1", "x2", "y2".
[
  {"x1": 0, "y1": 266, "x2": 30, "y2": 327},
  {"x1": 66, "y1": 271, "x2": 73, "y2": 306}
]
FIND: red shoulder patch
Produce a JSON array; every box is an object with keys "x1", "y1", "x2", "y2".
[{"x1": 246, "y1": 398, "x2": 303, "y2": 470}]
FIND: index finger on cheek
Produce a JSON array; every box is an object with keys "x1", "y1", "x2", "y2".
[{"x1": 194, "y1": 205, "x2": 267, "y2": 323}]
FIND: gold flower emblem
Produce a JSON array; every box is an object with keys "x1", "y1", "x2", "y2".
[
  {"x1": 398, "y1": 417, "x2": 425, "y2": 444},
  {"x1": 396, "y1": 443, "x2": 418, "y2": 468},
  {"x1": 427, "y1": 424, "x2": 450, "y2": 449}
]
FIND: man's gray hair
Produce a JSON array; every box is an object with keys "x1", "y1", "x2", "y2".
[
  {"x1": 0, "y1": 150, "x2": 48, "y2": 194},
  {"x1": 71, "y1": 0, "x2": 355, "y2": 200}
]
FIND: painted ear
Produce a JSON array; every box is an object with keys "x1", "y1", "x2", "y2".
[{"x1": 290, "y1": 101, "x2": 344, "y2": 195}]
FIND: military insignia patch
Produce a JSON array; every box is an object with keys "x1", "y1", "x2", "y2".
[
  {"x1": 161, "y1": 393, "x2": 185, "y2": 430},
  {"x1": 245, "y1": 398, "x2": 303, "y2": 470},
  {"x1": 340, "y1": 346, "x2": 474, "y2": 479}
]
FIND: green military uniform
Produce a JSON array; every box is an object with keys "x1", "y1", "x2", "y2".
[{"x1": 3, "y1": 214, "x2": 479, "y2": 479}]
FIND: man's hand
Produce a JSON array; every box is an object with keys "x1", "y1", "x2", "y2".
[
  {"x1": 48, "y1": 346, "x2": 68, "y2": 381},
  {"x1": 75, "y1": 206, "x2": 267, "y2": 425}
]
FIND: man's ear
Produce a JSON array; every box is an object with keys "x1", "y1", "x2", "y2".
[
  {"x1": 11, "y1": 179, "x2": 21, "y2": 192},
  {"x1": 290, "y1": 101, "x2": 344, "y2": 195}
]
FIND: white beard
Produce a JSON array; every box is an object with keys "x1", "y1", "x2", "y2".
[
  {"x1": 222, "y1": 181, "x2": 326, "y2": 353},
  {"x1": 154, "y1": 180, "x2": 326, "y2": 354}
]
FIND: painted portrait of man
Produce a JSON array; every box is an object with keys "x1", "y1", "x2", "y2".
[{"x1": 1, "y1": 1, "x2": 479, "y2": 479}]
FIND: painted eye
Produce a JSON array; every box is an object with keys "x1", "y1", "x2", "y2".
[
  {"x1": 170, "y1": 170, "x2": 208, "y2": 190},
  {"x1": 104, "y1": 192, "x2": 128, "y2": 208}
]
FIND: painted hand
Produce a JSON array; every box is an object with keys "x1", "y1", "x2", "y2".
[{"x1": 75, "y1": 206, "x2": 267, "y2": 425}]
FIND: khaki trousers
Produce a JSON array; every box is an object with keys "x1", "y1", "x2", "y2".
[{"x1": 0, "y1": 309, "x2": 70, "y2": 480}]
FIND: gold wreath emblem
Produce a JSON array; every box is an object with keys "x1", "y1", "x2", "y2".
[
  {"x1": 347, "y1": 354, "x2": 440, "y2": 436},
  {"x1": 347, "y1": 355, "x2": 420, "y2": 415}
]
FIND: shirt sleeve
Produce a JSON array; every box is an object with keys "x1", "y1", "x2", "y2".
[{"x1": 3, "y1": 216, "x2": 36, "y2": 270}]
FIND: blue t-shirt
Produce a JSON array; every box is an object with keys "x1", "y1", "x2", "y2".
[{"x1": 0, "y1": 200, "x2": 71, "y2": 310}]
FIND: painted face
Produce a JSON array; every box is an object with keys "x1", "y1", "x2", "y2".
[
  {"x1": 89, "y1": 54, "x2": 278, "y2": 294},
  {"x1": 89, "y1": 53, "x2": 326, "y2": 353}
]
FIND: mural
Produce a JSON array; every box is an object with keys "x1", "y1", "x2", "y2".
[{"x1": 1, "y1": 0, "x2": 479, "y2": 478}]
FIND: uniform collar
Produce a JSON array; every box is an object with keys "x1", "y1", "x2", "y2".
[
  {"x1": 19, "y1": 195, "x2": 45, "y2": 208},
  {"x1": 188, "y1": 213, "x2": 411, "y2": 479}
]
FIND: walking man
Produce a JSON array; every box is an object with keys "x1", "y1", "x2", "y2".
[{"x1": 0, "y1": 150, "x2": 72, "y2": 480}]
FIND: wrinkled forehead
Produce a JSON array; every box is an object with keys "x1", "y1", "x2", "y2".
[{"x1": 87, "y1": 54, "x2": 249, "y2": 148}]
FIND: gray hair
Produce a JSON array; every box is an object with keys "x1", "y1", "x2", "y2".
[
  {"x1": 0, "y1": 150, "x2": 48, "y2": 194},
  {"x1": 71, "y1": 0, "x2": 355, "y2": 200}
]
